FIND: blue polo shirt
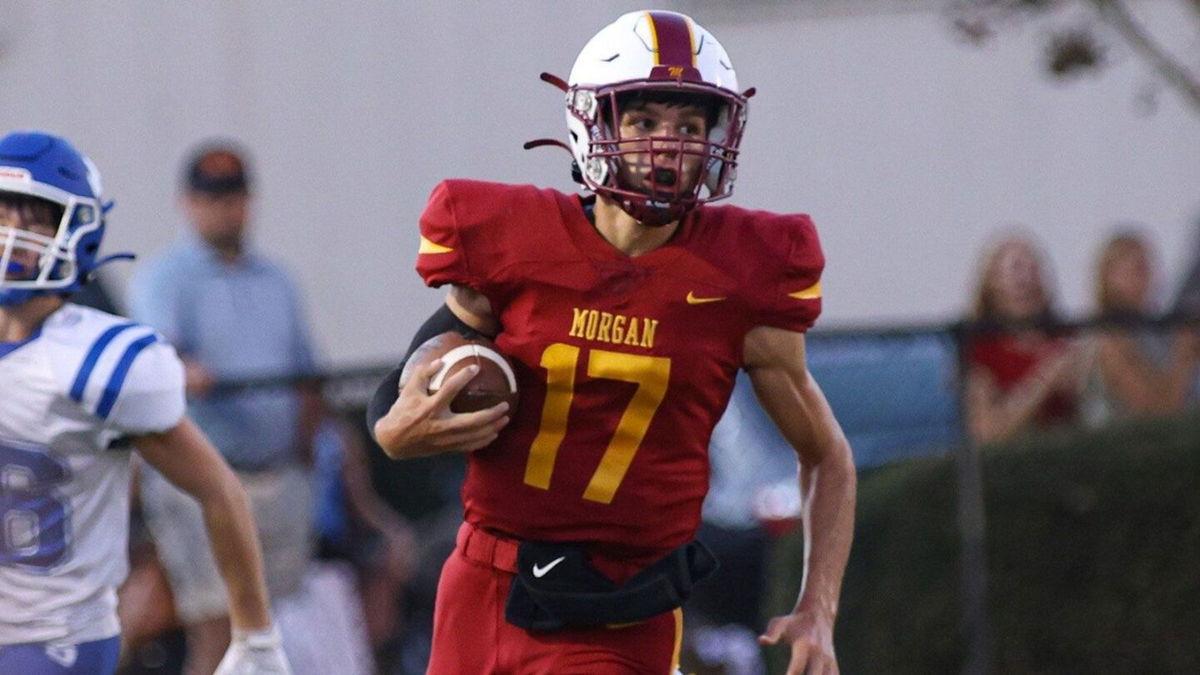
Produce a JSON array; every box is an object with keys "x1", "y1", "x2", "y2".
[{"x1": 129, "y1": 233, "x2": 317, "y2": 469}]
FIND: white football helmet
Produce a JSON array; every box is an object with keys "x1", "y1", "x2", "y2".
[{"x1": 560, "y1": 10, "x2": 751, "y2": 225}]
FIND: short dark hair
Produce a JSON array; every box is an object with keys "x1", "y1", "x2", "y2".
[
  {"x1": 614, "y1": 89, "x2": 722, "y2": 130},
  {"x1": 0, "y1": 192, "x2": 65, "y2": 230}
]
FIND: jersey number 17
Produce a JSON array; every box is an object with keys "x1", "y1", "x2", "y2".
[{"x1": 522, "y1": 344, "x2": 670, "y2": 504}]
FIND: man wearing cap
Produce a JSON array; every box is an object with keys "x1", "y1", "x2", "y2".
[{"x1": 127, "y1": 141, "x2": 326, "y2": 673}]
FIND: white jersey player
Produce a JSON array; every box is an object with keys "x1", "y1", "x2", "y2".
[
  {"x1": 0, "y1": 303, "x2": 184, "y2": 646},
  {"x1": 0, "y1": 130, "x2": 290, "y2": 675}
]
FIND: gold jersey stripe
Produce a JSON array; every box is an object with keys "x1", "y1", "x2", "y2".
[
  {"x1": 788, "y1": 280, "x2": 822, "y2": 300},
  {"x1": 418, "y1": 236, "x2": 453, "y2": 254},
  {"x1": 671, "y1": 608, "x2": 684, "y2": 673}
]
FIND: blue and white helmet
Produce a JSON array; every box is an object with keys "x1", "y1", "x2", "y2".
[{"x1": 0, "y1": 131, "x2": 114, "y2": 306}]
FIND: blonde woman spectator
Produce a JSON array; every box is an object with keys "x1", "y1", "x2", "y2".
[
  {"x1": 964, "y1": 234, "x2": 1092, "y2": 444},
  {"x1": 1085, "y1": 231, "x2": 1198, "y2": 424}
]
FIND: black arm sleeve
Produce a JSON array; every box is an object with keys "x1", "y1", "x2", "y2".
[{"x1": 365, "y1": 304, "x2": 487, "y2": 441}]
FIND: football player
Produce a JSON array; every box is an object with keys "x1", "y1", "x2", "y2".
[
  {"x1": 0, "y1": 131, "x2": 290, "y2": 675},
  {"x1": 369, "y1": 11, "x2": 856, "y2": 675}
]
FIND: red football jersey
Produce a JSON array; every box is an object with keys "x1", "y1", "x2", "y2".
[{"x1": 416, "y1": 179, "x2": 823, "y2": 568}]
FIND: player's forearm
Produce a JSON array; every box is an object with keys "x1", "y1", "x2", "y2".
[
  {"x1": 793, "y1": 442, "x2": 856, "y2": 622},
  {"x1": 134, "y1": 420, "x2": 274, "y2": 630},
  {"x1": 373, "y1": 414, "x2": 441, "y2": 459},
  {"x1": 368, "y1": 373, "x2": 443, "y2": 459},
  {"x1": 198, "y1": 472, "x2": 274, "y2": 631}
]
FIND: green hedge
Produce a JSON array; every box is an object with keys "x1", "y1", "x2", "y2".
[{"x1": 764, "y1": 413, "x2": 1200, "y2": 674}]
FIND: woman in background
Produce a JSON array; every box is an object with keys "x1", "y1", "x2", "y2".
[
  {"x1": 964, "y1": 233, "x2": 1092, "y2": 444},
  {"x1": 1085, "y1": 230, "x2": 1197, "y2": 424}
]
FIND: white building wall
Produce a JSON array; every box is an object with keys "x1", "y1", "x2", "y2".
[{"x1": 2, "y1": 0, "x2": 1197, "y2": 365}]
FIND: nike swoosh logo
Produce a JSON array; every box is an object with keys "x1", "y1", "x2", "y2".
[
  {"x1": 532, "y1": 556, "x2": 567, "y2": 578},
  {"x1": 686, "y1": 291, "x2": 726, "y2": 305}
]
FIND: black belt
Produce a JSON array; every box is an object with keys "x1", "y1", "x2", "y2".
[{"x1": 503, "y1": 537, "x2": 718, "y2": 632}]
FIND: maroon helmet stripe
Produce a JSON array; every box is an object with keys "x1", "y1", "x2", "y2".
[{"x1": 647, "y1": 12, "x2": 695, "y2": 67}]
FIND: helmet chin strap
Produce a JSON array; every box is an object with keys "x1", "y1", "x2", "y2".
[
  {"x1": 1, "y1": 247, "x2": 48, "y2": 306},
  {"x1": 0, "y1": 289, "x2": 41, "y2": 307},
  {"x1": 522, "y1": 136, "x2": 686, "y2": 226},
  {"x1": 618, "y1": 197, "x2": 689, "y2": 228},
  {"x1": 0, "y1": 251, "x2": 135, "y2": 310},
  {"x1": 85, "y1": 252, "x2": 136, "y2": 279},
  {"x1": 613, "y1": 161, "x2": 695, "y2": 227}
]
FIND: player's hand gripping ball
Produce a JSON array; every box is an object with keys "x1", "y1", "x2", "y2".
[{"x1": 401, "y1": 332, "x2": 519, "y2": 414}]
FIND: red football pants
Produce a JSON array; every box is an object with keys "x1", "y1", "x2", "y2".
[{"x1": 427, "y1": 523, "x2": 683, "y2": 674}]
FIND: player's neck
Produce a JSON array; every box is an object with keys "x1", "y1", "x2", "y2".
[
  {"x1": 0, "y1": 295, "x2": 64, "y2": 342},
  {"x1": 593, "y1": 197, "x2": 679, "y2": 257}
]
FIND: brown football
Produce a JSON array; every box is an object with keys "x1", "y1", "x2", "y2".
[{"x1": 401, "y1": 331, "x2": 518, "y2": 414}]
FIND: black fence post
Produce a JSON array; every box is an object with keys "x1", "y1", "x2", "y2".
[{"x1": 951, "y1": 322, "x2": 991, "y2": 675}]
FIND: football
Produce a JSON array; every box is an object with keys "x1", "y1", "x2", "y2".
[{"x1": 401, "y1": 331, "x2": 518, "y2": 414}]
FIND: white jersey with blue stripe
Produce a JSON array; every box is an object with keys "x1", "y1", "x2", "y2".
[{"x1": 0, "y1": 303, "x2": 185, "y2": 646}]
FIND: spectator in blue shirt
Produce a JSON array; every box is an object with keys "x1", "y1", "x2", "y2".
[{"x1": 124, "y1": 141, "x2": 348, "y2": 674}]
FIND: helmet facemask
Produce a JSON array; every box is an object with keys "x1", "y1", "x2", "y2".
[
  {"x1": 0, "y1": 192, "x2": 102, "y2": 302},
  {"x1": 523, "y1": 12, "x2": 754, "y2": 226},
  {"x1": 568, "y1": 80, "x2": 747, "y2": 226}
]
